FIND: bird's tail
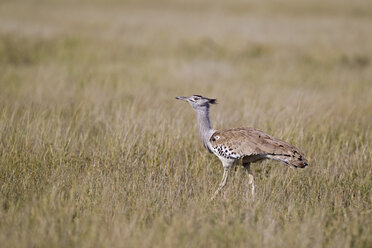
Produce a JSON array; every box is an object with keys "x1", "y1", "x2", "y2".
[{"x1": 265, "y1": 151, "x2": 309, "y2": 168}]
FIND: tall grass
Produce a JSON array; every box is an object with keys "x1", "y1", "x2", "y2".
[{"x1": 0, "y1": 0, "x2": 371, "y2": 247}]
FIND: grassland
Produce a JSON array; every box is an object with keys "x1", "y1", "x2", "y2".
[{"x1": 0, "y1": 0, "x2": 371, "y2": 247}]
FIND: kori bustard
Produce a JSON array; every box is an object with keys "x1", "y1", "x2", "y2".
[{"x1": 176, "y1": 95, "x2": 308, "y2": 200}]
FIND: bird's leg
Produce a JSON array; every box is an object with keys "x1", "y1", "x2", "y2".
[
  {"x1": 244, "y1": 163, "x2": 255, "y2": 198},
  {"x1": 211, "y1": 167, "x2": 230, "y2": 200}
]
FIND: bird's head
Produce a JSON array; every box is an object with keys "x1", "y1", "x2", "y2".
[{"x1": 175, "y1": 95, "x2": 217, "y2": 109}]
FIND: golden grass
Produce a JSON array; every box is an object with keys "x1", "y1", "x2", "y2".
[{"x1": 0, "y1": 0, "x2": 371, "y2": 247}]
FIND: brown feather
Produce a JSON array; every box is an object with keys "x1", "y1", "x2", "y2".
[{"x1": 210, "y1": 127, "x2": 308, "y2": 168}]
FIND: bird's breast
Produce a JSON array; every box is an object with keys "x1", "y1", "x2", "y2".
[{"x1": 212, "y1": 144, "x2": 241, "y2": 160}]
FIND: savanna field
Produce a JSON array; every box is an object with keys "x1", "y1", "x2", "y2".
[{"x1": 0, "y1": 0, "x2": 371, "y2": 247}]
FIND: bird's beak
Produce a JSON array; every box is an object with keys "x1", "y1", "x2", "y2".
[{"x1": 175, "y1": 96, "x2": 188, "y2": 101}]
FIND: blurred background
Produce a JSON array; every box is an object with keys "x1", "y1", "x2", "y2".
[{"x1": 1, "y1": 0, "x2": 371, "y2": 103}]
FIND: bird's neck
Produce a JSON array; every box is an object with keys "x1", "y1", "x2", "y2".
[{"x1": 195, "y1": 105, "x2": 215, "y2": 151}]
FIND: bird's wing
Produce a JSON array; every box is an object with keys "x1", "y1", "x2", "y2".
[{"x1": 210, "y1": 127, "x2": 308, "y2": 168}]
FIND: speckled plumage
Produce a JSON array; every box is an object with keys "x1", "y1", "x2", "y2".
[{"x1": 210, "y1": 127, "x2": 308, "y2": 168}]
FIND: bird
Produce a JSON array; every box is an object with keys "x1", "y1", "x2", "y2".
[{"x1": 176, "y1": 95, "x2": 308, "y2": 200}]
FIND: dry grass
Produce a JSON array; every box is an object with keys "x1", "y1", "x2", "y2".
[{"x1": 0, "y1": 0, "x2": 371, "y2": 247}]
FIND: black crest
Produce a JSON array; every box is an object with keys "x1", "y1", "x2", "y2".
[{"x1": 209, "y1": 98, "x2": 217, "y2": 104}]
